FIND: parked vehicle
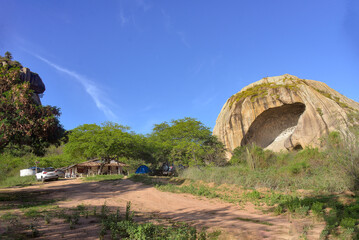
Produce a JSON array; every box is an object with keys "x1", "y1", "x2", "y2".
[
  {"x1": 36, "y1": 167, "x2": 58, "y2": 182},
  {"x1": 55, "y1": 169, "x2": 65, "y2": 178}
]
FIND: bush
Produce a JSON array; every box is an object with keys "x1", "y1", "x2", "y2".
[
  {"x1": 340, "y1": 217, "x2": 356, "y2": 229},
  {"x1": 230, "y1": 144, "x2": 275, "y2": 169}
]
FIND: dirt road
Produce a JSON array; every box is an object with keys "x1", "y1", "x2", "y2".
[{"x1": 1, "y1": 178, "x2": 324, "y2": 239}]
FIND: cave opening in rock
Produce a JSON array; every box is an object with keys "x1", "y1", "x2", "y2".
[
  {"x1": 293, "y1": 144, "x2": 303, "y2": 150},
  {"x1": 241, "y1": 103, "x2": 306, "y2": 149}
]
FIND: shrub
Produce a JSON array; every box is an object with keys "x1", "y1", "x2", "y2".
[
  {"x1": 311, "y1": 202, "x2": 324, "y2": 217},
  {"x1": 340, "y1": 217, "x2": 356, "y2": 229}
]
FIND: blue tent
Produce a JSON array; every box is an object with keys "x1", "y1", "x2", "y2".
[{"x1": 135, "y1": 165, "x2": 150, "y2": 174}]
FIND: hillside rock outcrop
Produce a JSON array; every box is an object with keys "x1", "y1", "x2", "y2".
[
  {"x1": 19, "y1": 67, "x2": 45, "y2": 94},
  {"x1": 19, "y1": 67, "x2": 45, "y2": 105},
  {"x1": 213, "y1": 74, "x2": 359, "y2": 157},
  {"x1": 1, "y1": 59, "x2": 45, "y2": 105}
]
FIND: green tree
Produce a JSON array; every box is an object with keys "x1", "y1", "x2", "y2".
[
  {"x1": 0, "y1": 57, "x2": 64, "y2": 156},
  {"x1": 148, "y1": 117, "x2": 226, "y2": 166},
  {"x1": 4, "y1": 51, "x2": 12, "y2": 60},
  {"x1": 64, "y1": 122, "x2": 150, "y2": 173}
]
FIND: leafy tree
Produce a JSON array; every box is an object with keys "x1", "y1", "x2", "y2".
[
  {"x1": 148, "y1": 117, "x2": 226, "y2": 166},
  {"x1": 4, "y1": 51, "x2": 12, "y2": 60},
  {"x1": 0, "y1": 57, "x2": 64, "y2": 156},
  {"x1": 64, "y1": 122, "x2": 151, "y2": 173}
]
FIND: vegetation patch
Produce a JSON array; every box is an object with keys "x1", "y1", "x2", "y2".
[
  {"x1": 0, "y1": 175, "x2": 37, "y2": 188},
  {"x1": 236, "y1": 217, "x2": 273, "y2": 226},
  {"x1": 228, "y1": 79, "x2": 300, "y2": 108},
  {"x1": 313, "y1": 87, "x2": 354, "y2": 110}
]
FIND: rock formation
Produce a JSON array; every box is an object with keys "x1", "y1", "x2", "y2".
[
  {"x1": 213, "y1": 74, "x2": 359, "y2": 157},
  {"x1": 19, "y1": 67, "x2": 45, "y2": 104},
  {"x1": 19, "y1": 67, "x2": 45, "y2": 94},
  {"x1": 1, "y1": 59, "x2": 45, "y2": 105}
]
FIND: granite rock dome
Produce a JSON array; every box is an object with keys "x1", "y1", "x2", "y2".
[{"x1": 213, "y1": 74, "x2": 359, "y2": 157}]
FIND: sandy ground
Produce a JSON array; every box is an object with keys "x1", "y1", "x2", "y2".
[{"x1": 0, "y1": 178, "x2": 325, "y2": 239}]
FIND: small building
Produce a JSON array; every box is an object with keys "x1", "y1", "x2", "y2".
[{"x1": 65, "y1": 159, "x2": 126, "y2": 178}]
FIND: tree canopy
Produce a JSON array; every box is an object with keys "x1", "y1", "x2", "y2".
[
  {"x1": 148, "y1": 117, "x2": 226, "y2": 166},
  {"x1": 64, "y1": 118, "x2": 226, "y2": 169},
  {"x1": 0, "y1": 54, "x2": 64, "y2": 156},
  {"x1": 64, "y1": 122, "x2": 153, "y2": 164}
]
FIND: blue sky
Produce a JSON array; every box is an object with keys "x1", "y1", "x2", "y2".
[{"x1": 1, "y1": 0, "x2": 358, "y2": 133}]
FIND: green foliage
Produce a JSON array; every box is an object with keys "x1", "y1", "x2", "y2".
[
  {"x1": 0, "y1": 175, "x2": 36, "y2": 188},
  {"x1": 311, "y1": 202, "x2": 324, "y2": 217},
  {"x1": 340, "y1": 217, "x2": 356, "y2": 229},
  {"x1": 0, "y1": 144, "x2": 79, "y2": 187},
  {"x1": 148, "y1": 117, "x2": 226, "y2": 166},
  {"x1": 316, "y1": 107, "x2": 323, "y2": 116},
  {"x1": 236, "y1": 217, "x2": 273, "y2": 226},
  {"x1": 65, "y1": 122, "x2": 153, "y2": 169},
  {"x1": 313, "y1": 87, "x2": 353, "y2": 110},
  {"x1": 228, "y1": 81, "x2": 299, "y2": 108},
  {"x1": 4, "y1": 51, "x2": 13, "y2": 60},
  {"x1": 0, "y1": 55, "x2": 65, "y2": 156},
  {"x1": 229, "y1": 144, "x2": 275, "y2": 169},
  {"x1": 97, "y1": 201, "x2": 208, "y2": 239}
]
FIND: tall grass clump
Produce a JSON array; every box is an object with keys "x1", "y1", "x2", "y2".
[{"x1": 322, "y1": 117, "x2": 359, "y2": 191}]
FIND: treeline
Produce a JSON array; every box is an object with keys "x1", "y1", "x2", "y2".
[
  {"x1": 0, "y1": 117, "x2": 227, "y2": 178},
  {"x1": 62, "y1": 118, "x2": 226, "y2": 171}
]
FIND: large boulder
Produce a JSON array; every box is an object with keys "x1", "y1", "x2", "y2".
[{"x1": 213, "y1": 74, "x2": 359, "y2": 157}]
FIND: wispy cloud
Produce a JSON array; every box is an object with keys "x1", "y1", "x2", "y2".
[
  {"x1": 119, "y1": 9, "x2": 130, "y2": 26},
  {"x1": 135, "y1": 0, "x2": 151, "y2": 12},
  {"x1": 34, "y1": 54, "x2": 118, "y2": 120},
  {"x1": 176, "y1": 31, "x2": 190, "y2": 48},
  {"x1": 161, "y1": 9, "x2": 171, "y2": 30},
  {"x1": 161, "y1": 9, "x2": 190, "y2": 48}
]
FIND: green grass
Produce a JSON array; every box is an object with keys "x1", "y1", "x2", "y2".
[
  {"x1": 82, "y1": 174, "x2": 124, "y2": 182},
  {"x1": 228, "y1": 80, "x2": 300, "y2": 108},
  {"x1": 0, "y1": 175, "x2": 37, "y2": 188},
  {"x1": 313, "y1": 87, "x2": 354, "y2": 110},
  {"x1": 0, "y1": 212, "x2": 18, "y2": 220},
  {"x1": 183, "y1": 145, "x2": 352, "y2": 193},
  {"x1": 0, "y1": 191, "x2": 58, "y2": 211},
  {"x1": 236, "y1": 217, "x2": 273, "y2": 226}
]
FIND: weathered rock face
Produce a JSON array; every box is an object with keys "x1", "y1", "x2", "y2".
[
  {"x1": 19, "y1": 67, "x2": 45, "y2": 105},
  {"x1": 20, "y1": 68, "x2": 45, "y2": 94},
  {"x1": 213, "y1": 74, "x2": 359, "y2": 157}
]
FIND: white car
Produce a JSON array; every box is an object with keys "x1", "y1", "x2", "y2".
[
  {"x1": 36, "y1": 167, "x2": 59, "y2": 181},
  {"x1": 55, "y1": 169, "x2": 65, "y2": 178}
]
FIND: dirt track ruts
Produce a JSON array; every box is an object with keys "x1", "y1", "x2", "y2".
[{"x1": 4, "y1": 178, "x2": 325, "y2": 239}]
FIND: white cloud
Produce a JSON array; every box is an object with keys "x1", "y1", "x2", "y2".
[{"x1": 34, "y1": 54, "x2": 118, "y2": 121}]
